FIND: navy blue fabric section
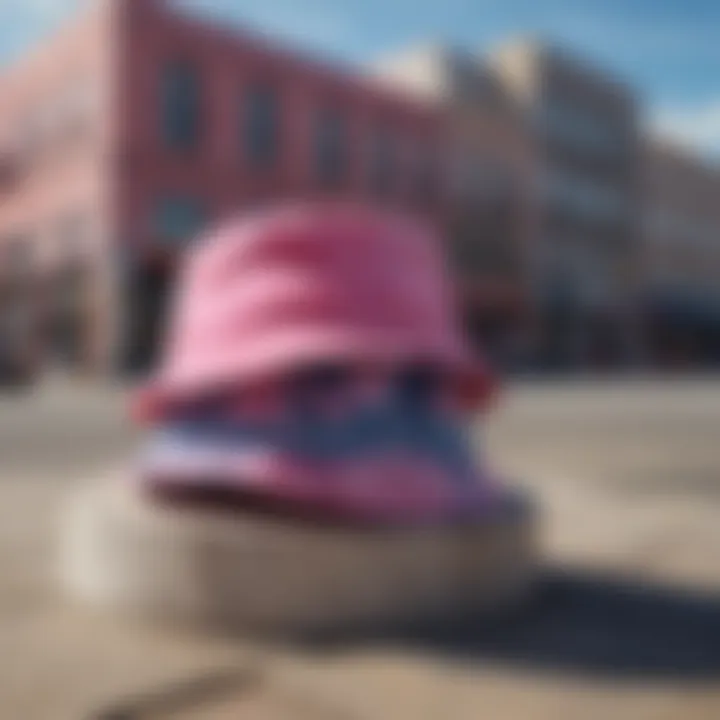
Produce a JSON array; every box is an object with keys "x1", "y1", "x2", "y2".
[{"x1": 150, "y1": 392, "x2": 477, "y2": 487}]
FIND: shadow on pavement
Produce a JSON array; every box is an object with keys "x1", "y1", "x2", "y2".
[{"x1": 310, "y1": 567, "x2": 720, "y2": 682}]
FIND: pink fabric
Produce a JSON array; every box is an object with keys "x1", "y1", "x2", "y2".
[
  {"x1": 138, "y1": 449, "x2": 499, "y2": 522},
  {"x1": 134, "y1": 203, "x2": 502, "y2": 521},
  {"x1": 140, "y1": 203, "x2": 487, "y2": 413}
]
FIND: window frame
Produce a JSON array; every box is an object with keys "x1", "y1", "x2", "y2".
[
  {"x1": 153, "y1": 196, "x2": 208, "y2": 245},
  {"x1": 368, "y1": 124, "x2": 396, "y2": 198},
  {"x1": 313, "y1": 105, "x2": 348, "y2": 190},
  {"x1": 161, "y1": 60, "x2": 202, "y2": 151},
  {"x1": 243, "y1": 82, "x2": 281, "y2": 170}
]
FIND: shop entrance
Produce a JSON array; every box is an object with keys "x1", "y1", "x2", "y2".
[
  {"x1": 124, "y1": 259, "x2": 175, "y2": 375},
  {"x1": 0, "y1": 275, "x2": 36, "y2": 383},
  {"x1": 44, "y1": 261, "x2": 90, "y2": 370}
]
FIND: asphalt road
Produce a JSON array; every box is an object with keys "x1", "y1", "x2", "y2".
[{"x1": 2, "y1": 377, "x2": 720, "y2": 719}]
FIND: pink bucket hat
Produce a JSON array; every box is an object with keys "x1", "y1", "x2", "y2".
[{"x1": 135, "y1": 203, "x2": 495, "y2": 421}]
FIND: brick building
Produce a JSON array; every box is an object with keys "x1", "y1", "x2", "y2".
[
  {"x1": 0, "y1": 2, "x2": 112, "y2": 375},
  {"x1": 3, "y1": 2, "x2": 718, "y2": 378},
  {"x1": 0, "y1": 0, "x2": 446, "y2": 376}
]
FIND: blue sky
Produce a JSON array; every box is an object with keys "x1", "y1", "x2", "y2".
[{"x1": 1, "y1": 0, "x2": 719, "y2": 153}]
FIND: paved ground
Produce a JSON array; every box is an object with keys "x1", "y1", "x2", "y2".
[{"x1": 2, "y1": 377, "x2": 720, "y2": 719}]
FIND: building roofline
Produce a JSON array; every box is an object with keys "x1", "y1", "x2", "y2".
[
  {"x1": 164, "y1": 1, "x2": 440, "y2": 116},
  {"x1": 644, "y1": 133, "x2": 720, "y2": 176},
  {"x1": 484, "y1": 34, "x2": 636, "y2": 102}
]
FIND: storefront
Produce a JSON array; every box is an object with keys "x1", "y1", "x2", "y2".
[
  {"x1": 42, "y1": 257, "x2": 92, "y2": 371},
  {"x1": 117, "y1": 248, "x2": 177, "y2": 376},
  {"x1": 0, "y1": 254, "x2": 40, "y2": 384},
  {"x1": 645, "y1": 292, "x2": 720, "y2": 367}
]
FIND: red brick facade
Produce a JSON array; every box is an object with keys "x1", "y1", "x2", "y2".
[{"x1": 0, "y1": 0, "x2": 448, "y2": 374}]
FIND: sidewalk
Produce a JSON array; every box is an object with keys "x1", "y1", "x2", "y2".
[{"x1": 2, "y1": 380, "x2": 720, "y2": 719}]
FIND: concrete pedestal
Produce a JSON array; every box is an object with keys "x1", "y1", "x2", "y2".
[{"x1": 60, "y1": 479, "x2": 538, "y2": 638}]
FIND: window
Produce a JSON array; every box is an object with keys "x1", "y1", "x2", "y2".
[
  {"x1": 368, "y1": 126, "x2": 395, "y2": 197},
  {"x1": 244, "y1": 85, "x2": 279, "y2": 168},
  {"x1": 162, "y1": 62, "x2": 201, "y2": 150},
  {"x1": 153, "y1": 198, "x2": 207, "y2": 245},
  {"x1": 314, "y1": 107, "x2": 347, "y2": 189},
  {"x1": 538, "y1": 102, "x2": 628, "y2": 158},
  {"x1": 543, "y1": 169, "x2": 625, "y2": 222}
]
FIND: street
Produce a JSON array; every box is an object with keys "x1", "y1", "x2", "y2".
[{"x1": 1, "y1": 377, "x2": 720, "y2": 719}]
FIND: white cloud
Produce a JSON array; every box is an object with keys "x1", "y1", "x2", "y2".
[{"x1": 653, "y1": 101, "x2": 720, "y2": 157}]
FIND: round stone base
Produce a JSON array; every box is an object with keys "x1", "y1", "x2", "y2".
[{"x1": 59, "y1": 479, "x2": 538, "y2": 638}]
